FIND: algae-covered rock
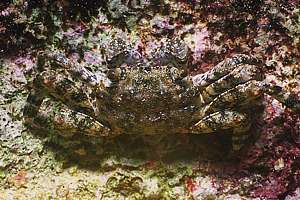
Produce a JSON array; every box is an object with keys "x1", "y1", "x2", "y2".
[{"x1": 1, "y1": 1, "x2": 300, "y2": 199}]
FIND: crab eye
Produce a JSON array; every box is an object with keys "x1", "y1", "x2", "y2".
[{"x1": 152, "y1": 38, "x2": 190, "y2": 69}]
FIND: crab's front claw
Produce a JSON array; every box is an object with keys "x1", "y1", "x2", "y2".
[
  {"x1": 27, "y1": 99, "x2": 112, "y2": 137},
  {"x1": 37, "y1": 50, "x2": 109, "y2": 88},
  {"x1": 35, "y1": 69, "x2": 96, "y2": 111},
  {"x1": 23, "y1": 83, "x2": 111, "y2": 138}
]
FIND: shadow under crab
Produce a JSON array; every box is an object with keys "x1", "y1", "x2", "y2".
[{"x1": 23, "y1": 37, "x2": 300, "y2": 162}]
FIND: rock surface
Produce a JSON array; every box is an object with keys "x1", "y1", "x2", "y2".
[{"x1": 0, "y1": 1, "x2": 299, "y2": 199}]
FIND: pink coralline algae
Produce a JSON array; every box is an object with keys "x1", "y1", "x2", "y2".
[
  {"x1": 193, "y1": 28, "x2": 210, "y2": 62},
  {"x1": 14, "y1": 56, "x2": 35, "y2": 74}
]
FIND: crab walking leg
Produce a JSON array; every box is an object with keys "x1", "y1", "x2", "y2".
[
  {"x1": 23, "y1": 90, "x2": 45, "y2": 126},
  {"x1": 194, "y1": 80, "x2": 300, "y2": 119},
  {"x1": 192, "y1": 54, "x2": 261, "y2": 88},
  {"x1": 195, "y1": 64, "x2": 263, "y2": 104},
  {"x1": 190, "y1": 110, "x2": 251, "y2": 151},
  {"x1": 194, "y1": 80, "x2": 264, "y2": 119},
  {"x1": 191, "y1": 110, "x2": 250, "y2": 133},
  {"x1": 264, "y1": 84, "x2": 300, "y2": 113},
  {"x1": 31, "y1": 99, "x2": 112, "y2": 137}
]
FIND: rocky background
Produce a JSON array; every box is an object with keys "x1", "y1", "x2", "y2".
[{"x1": 0, "y1": 0, "x2": 300, "y2": 199}]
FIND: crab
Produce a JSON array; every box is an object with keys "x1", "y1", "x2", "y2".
[{"x1": 23, "y1": 37, "x2": 300, "y2": 152}]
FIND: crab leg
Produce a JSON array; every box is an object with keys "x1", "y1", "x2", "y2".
[
  {"x1": 23, "y1": 90, "x2": 45, "y2": 126},
  {"x1": 195, "y1": 63, "x2": 263, "y2": 104},
  {"x1": 28, "y1": 99, "x2": 112, "y2": 137},
  {"x1": 191, "y1": 110, "x2": 250, "y2": 133},
  {"x1": 24, "y1": 89, "x2": 113, "y2": 137},
  {"x1": 264, "y1": 84, "x2": 300, "y2": 113},
  {"x1": 192, "y1": 54, "x2": 261, "y2": 88},
  {"x1": 190, "y1": 110, "x2": 251, "y2": 151},
  {"x1": 35, "y1": 69, "x2": 96, "y2": 115},
  {"x1": 194, "y1": 80, "x2": 300, "y2": 120},
  {"x1": 191, "y1": 79, "x2": 300, "y2": 150},
  {"x1": 24, "y1": 68, "x2": 113, "y2": 137},
  {"x1": 38, "y1": 51, "x2": 111, "y2": 88},
  {"x1": 39, "y1": 48, "x2": 113, "y2": 108},
  {"x1": 194, "y1": 80, "x2": 263, "y2": 119}
]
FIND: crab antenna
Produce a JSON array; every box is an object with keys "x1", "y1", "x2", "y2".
[{"x1": 263, "y1": 83, "x2": 300, "y2": 113}]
